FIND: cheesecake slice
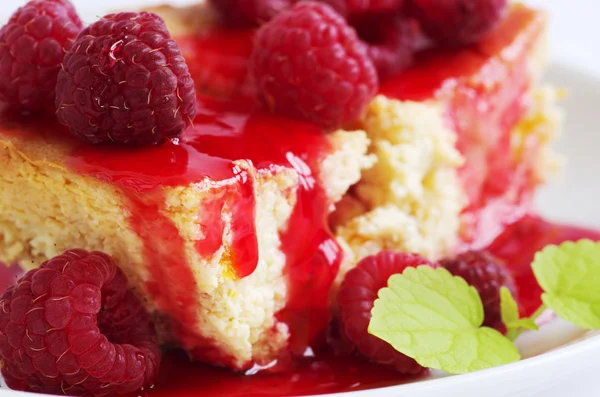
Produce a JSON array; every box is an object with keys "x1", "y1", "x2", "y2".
[
  {"x1": 0, "y1": 111, "x2": 372, "y2": 370},
  {"x1": 0, "y1": 2, "x2": 560, "y2": 371}
]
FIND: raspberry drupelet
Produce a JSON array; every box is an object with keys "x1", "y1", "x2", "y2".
[
  {"x1": 441, "y1": 250, "x2": 517, "y2": 331},
  {"x1": 250, "y1": 1, "x2": 379, "y2": 129},
  {"x1": 0, "y1": 249, "x2": 161, "y2": 397},
  {"x1": 338, "y1": 251, "x2": 435, "y2": 374},
  {"x1": 55, "y1": 12, "x2": 196, "y2": 146},
  {"x1": 0, "y1": 0, "x2": 83, "y2": 113}
]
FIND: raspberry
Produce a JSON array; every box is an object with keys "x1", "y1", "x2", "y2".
[
  {"x1": 209, "y1": 0, "x2": 293, "y2": 26},
  {"x1": 250, "y1": 1, "x2": 378, "y2": 129},
  {"x1": 0, "y1": 249, "x2": 160, "y2": 396},
  {"x1": 409, "y1": 0, "x2": 508, "y2": 46},
  {"x1": 440, "y1": 250, "x2": 517, "y2": 331},
  {"x1": 352, "y1": 14, "x2": 419, "y2": 80},
  {"x1": 338, "y1": 251, "x2": 435, "y2": 374},
  {"x1": 55, "y1": 12, "x2": 196, "y2": 146},
  {"x1": 0, "y1": 0, "x2": 83, "y2": 113},
  {"x1": 317, "y1": 0, "x2": 405, "y2": 16}
]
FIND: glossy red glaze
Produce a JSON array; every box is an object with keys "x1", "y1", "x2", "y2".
[
  {"x1": 1, "y1": 218, "x2": 597, "y2": 396},
  {"x1": 68, "y1": 97, "x2": 338, "y2": 364}
]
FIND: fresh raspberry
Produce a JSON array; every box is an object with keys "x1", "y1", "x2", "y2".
[
  {"x1": 0, "y1": 0, "x2": 83, "y2": 113},
  {"x1": 317, "y1": 0, "x2": 405, "y2": 16},
  {"x1": 409, "y1": 0, "x2": 508, "y2": 46},
  {"x1": 209, "y1": 0, "x2": 293, "y2": 26},
  {"x1": 0, "y1": 249, "x2": 160, "y2": 396},
  {"x1": 55, "y1": 12, "x2": 196, "y2": 146},
  {"x1": 440, "y1": 250, "x2": 517, "y2": 331},
  {"x1": 250, "y1": 1, "x2": 378, "y2": 129},
  {"x1": 338, "y1": 251, "x2": 435, "y2": 374},
  {"x1": 351, "y1": 14, "x2": 420, "y2": 80}
]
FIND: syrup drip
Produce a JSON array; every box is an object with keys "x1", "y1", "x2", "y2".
[
  {"x1": 126, "y1": 189, "x2": 200, "y2": 347},
  {"x1": 69, "y1": 97, "x2": 339, "y2": 363},
  {"x1": 194, "y1": 167, "x2": 258, "y2": 279}
]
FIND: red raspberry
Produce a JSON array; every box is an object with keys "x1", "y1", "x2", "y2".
[
  {"x1": 0, "y1": 249, "x2": 161, "y2": 396},
  {"x1": 250, "y1": 1, "x2": 378, "y2": 129},
  {"x1": 209, "y1": 0, "x2": 293, "y2": 26},
  {"x1": 0, "y1": 0, "x2": 83, "y2": 113},
  {"x1": 409, "y1": 0, "x2": 508, "y2": 46},
  {"x1": 440, "y1": 250, "x2": 517, "y2": 331},
  {"x1": 317, "y1": 0, "x2": 405, "y2": 16},
  {"x1": 352, "y1": 14, "x2": 420, "y2": 80},
  {"x1": 338, "y1": 251, "x2": 435, "y2": 374},
  {"x1": 55, "y1": 12, "x2": 196, "y2": 146}
]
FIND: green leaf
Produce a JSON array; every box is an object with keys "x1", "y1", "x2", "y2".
[
  {"x1": 500, "y1": 286, "x2": 520, "y2": 326},
  {"x1": 368, "y1": 266, "x2": 520, "y2": 374},
  {"x1": 532, "y1": 239, "x2": 600, "y2": 329},
  {"x1": 500, "y1": 287, "x2": 538, "y2": 340}
]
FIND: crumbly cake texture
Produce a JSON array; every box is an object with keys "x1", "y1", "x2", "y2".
[
  {"x1": 334, "y1": 86, "x2": 562, "y2": 280},
  {"x1": 333, "y1": 96, "x2": 465, "y2": 277},
  {"x1": 0, "y1": 124, "x2": 371, "y2": 369}
]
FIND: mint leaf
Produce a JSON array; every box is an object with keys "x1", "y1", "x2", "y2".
[
  {"x1": 368, "y1": 266, "x2": 520, "y2": 374},
  {"x1": 500, "y1": 287, "x2": 538, "y2": 340},
  {"x1": 532, "y1": 239, "x2": 600, "y2": 329}
]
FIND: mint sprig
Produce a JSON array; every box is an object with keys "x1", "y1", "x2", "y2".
[
  {"x1": 368, "y1": 266, "x2": 520, "y2": 374},
  {"x1": 369, "y1": 240, "x2": 600, "y2": 374},
  {"x1": 532, "y1": 240, "x2": 600, "y2": 329}
]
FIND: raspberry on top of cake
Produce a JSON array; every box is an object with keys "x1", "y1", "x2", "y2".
[{"x1": 0, "y1": 0, "x2": 561, "y2": 380}]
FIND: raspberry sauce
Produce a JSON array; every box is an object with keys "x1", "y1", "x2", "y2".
[
  {"x1": 2, "y1": 218, "x2": 598, "y2": 396},
  {"x1": 68, "y1": 97, "x2": 338, "y2": 365}
]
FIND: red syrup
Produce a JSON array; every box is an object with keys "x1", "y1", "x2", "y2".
[
  {"x1": 1, "y1": 218, "x2": 598, "y2": 396},
  {"x1": 67, "y1": 97, "x2": 339, "y2": 365}
]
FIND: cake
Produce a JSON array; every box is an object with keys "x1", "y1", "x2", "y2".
[{"x1": 0, "y1": 0, "x2": 560, "y2": 374}]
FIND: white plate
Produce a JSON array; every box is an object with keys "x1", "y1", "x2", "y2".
[{"x1": 1, "y1": 1, "x2": 600, "y2": 396}]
